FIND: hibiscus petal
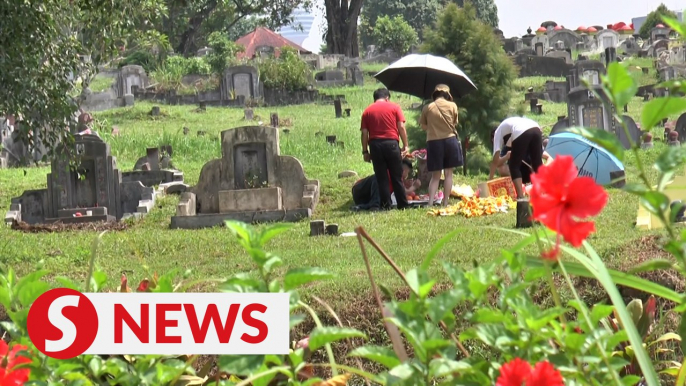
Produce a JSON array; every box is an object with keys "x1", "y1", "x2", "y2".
[
  {"x1": 559, "y1": 217, "x2": 596, "y2": 247},
  {"x1": 527, "y1": 361, "x2": 564, "y2": 386},
  {"x1": 496, "y1": 358, "x2": 532, "y2": 386},
  {"x1": 565, "y1": 177, "x2": 609, "y2": 218}
]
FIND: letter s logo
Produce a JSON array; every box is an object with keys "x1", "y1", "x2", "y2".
[
  {"x1": 27, "y1": 288, "x2": 99, "y2": 359},
  {"x1": 45, "y1": 295, "x2": 80, "y2": 352}
]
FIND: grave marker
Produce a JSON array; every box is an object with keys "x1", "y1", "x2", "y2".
[
  {"x1": 270, "y1": 113, "x2": 279, "y2": 128},
  {"x1": 170, "y1": 126, "x2": 321, "y2": 228},
  {"x1": 334, "y1": 99, "x2": 342, "y2": 118}
]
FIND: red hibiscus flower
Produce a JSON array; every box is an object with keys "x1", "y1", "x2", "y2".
[
  {"x1": 0, "y1": 340, "x2": 31, "y2": 386},
  {"x1": 529, "y1": 155, "x2": 608, "y2": 259},
  {"x1": 496, "y1": 358, "x2": 532, "y2": 386},
  {"x1": 496, "y1": 359, "x2": 564, "y2": 386},
  {"x1": 528, "y1": 361, "x2": 564, "y2": 386}
]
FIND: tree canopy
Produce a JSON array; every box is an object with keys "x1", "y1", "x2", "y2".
[
  {"x1": 638, "y1": 3, "x2": 676, "y2": 39},
  {"x1": 370, "y1": 15, "x2": 419, "y2": 54},
  {"x1": 0, "y1": 0, "x2": 164, "y2": 160},
  {"x1": 452, "y1": 0, "x2": 499, "y2": 28},
  {"x1": 360, "y1": 0, "x2": 443, "y2": 46},
  {"x1": 421, "y1": 1, "x2": 515, "y2": 148}
]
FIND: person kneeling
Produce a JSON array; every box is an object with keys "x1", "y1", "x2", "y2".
[{"x1": 352, "y1": 159, "x2": 419, "y2": 211}]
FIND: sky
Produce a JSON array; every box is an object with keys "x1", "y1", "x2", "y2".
[{"x1": 495, "y1": 0, "x2": 685, "y2": 37}]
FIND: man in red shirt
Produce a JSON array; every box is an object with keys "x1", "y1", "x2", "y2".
[{"x1": 360, "y1": 88, "x2": 410, "y2": 210}]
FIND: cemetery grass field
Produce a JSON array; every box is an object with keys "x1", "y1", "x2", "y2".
[{"x1": 0, "y1": 60, "x2": 675, "y2": 316}]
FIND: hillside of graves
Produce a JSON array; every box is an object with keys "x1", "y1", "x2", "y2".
[{"x1": 0, "y1": 59, "x2": 676, "y2": 313}]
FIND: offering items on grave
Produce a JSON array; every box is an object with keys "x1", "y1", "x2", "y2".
[
  {"x1": 486, "y1": 177, "x2": 518, "y2": 199},
  {"x1": 427, "y1": 195, "x2": 515, "y2": 218}
]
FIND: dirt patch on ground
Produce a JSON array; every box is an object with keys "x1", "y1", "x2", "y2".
[
  {"x1": 612, "y1": 235, "x2": 685, "y2": 305},
  {"x1": 10, "y1": 220, "x2": 129, "y2": 233}
]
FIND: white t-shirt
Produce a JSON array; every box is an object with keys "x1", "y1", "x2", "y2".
[{"x1": 493, "y1": 117, "x2": 540, "y2": 155}]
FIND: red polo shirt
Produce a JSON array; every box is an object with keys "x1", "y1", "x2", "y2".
[{"x1": 361, "y1": 101, "x2": 405, "y2": 141}]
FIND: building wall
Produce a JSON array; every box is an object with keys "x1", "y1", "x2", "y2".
[{"x1": 278, "y1": 6, "x2": 326, "y2": 54}]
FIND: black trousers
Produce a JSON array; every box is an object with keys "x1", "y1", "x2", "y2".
[
  {"x1": 369, "y1": 139, "x2": 408, "y2": 209},
  {"x1": 509, "y1": 128, "x2": 543, "y2": 180},
  {"x1": 351, "y1": 175, "x2": 381, "y2": 210}
]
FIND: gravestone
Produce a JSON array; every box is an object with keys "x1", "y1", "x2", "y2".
[
  {"x1": 315, "y1": 70, "x2": 344, "y2": 82},
  {"x1": 605, "y1": 47, "x2": 617, "y2": 66},
  {"x1": 170, "y1": 126, "x2": 321, "y2": 229},
  {"x1": 596, "y1": 29, "x2": 619, "y2": 51},
  {"x1": 531, "y1": 35, "x2": 549, "y2": 53},
  {"x1": 221, "y1": 66, "x2": 261, "y2": 101},
  {"x1": 244, "y1": 109, "x2": 254, "y2": 121},
  {"x1": 547, "y1": 29, "x2": 582, "y2": 51},
  {"x1": 117, "y1": 65, "x2": 149, "y2": 98},
  {"x1": 616, "y1": 116, "x2": 642, "y2": 149},
  {"x1": 6, "y1": 134, "x2": 160, "y2": 225},
  {"x1": 334, "y1": 99, "x2": 342, "y2": 118},
  {"x1": 126, "y1": 146, "x2": 186, "y2": 189},
  {"x1": 546, "y1": 50, "x2": 572, "y2": 64}
]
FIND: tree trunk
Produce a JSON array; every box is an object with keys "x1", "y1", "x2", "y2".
[
  {"x1": 175, "y1": 0, "x2": 219, "y2": 56},
  {"x1": 324, "y1": 0, "x2": 363, "y2": 57}
]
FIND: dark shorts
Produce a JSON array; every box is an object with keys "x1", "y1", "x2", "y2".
[{"x1": 426, "y1": 136, "x2": 463, "y2": 172}]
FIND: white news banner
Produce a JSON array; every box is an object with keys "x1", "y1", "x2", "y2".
[{"x1": 79, "y1": 293, "x2": 291, "y2": 355}]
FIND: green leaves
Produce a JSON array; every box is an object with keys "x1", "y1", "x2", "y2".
[
  {"x1": 641, "y1": 97, "x2": 686, "y2": 132},
  {"x1": 283, "y1": 268, "x2": 333, "y2": 291},
  {"x1": 567, "y1": 127, "x2": 625, "y2": 162},
  {"x1": 604, "y1": 62, "x2": 638, "y2": 109},
  {"x1": 308, "y1": 327, "x2": 367, "y2": 351},
  {"x1": 217, "y1": 355, "x2": 265, "y2": 376},
  {"x1": 348, "y1": 346, "x2": 401, "y2": 369}
]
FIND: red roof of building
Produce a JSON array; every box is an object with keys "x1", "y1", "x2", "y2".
[
  {"x1": 587, "y1": 27, "x2": 598, "y2": 32},
  {"x1": 536, "y1": 26, "x2": 547, "y2": 32},
  {"x1": 619, "y1": 25, "x2": 634, "y2": 31},
  {"x1": 235, "y1": 27, "x2": 311, "y2": 59},
  {"x1": 611, "y1": 22, "x2": 626, "y2": 30},
  {"x1": 554, "y1": 25, "x2": 563, "y2": 30},
  {"x1": 576, "y1": 26, "x2": 587, "y2": 31},
  {"x1": 656, "y1": 23, "x2": 666, "y2": 28}
]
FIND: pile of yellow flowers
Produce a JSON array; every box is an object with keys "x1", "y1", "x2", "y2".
[{"x1": 428, "y1": 195, "x2": 516, "y2": 218}]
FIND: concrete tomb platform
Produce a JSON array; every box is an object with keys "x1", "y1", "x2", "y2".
[
  {"x1": 170, "y1": 125, "x2": 320, "y2": 229},
  {"x1": 5, "y1": 134, "x2": 162, "y2": 226}
]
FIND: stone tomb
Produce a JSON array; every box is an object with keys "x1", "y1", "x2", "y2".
[
  {"x1": 221, "y1": 66, "x2": 261, "y2": 101},
  {"x1": 550, "y1": 61, "x2": 641, "y2": 149},
  {"x1": 5, "y1": 135, "x2": 158, "y2": 225},
  {"x1": 125, "y1": 146, "x2": 189, "y2": 193},
  {"x1": 170, "y1": 126, "x2": 320, "y2": 229}
]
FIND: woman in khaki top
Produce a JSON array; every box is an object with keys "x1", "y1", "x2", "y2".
[{"x1": 419, "y1": 84, "x2": 463, "y2": 206}]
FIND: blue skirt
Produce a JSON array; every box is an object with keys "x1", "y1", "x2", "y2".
[{"x1": 426, "y1": 136, "x2": 463, "y2": 172}]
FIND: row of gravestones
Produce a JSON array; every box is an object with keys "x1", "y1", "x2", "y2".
[
  {"x1": 549, "y1": 60, "x2": 643, "y2": 149},
  {"x1": 5, "y1": 125, "x2": 321, "y2": 231}
]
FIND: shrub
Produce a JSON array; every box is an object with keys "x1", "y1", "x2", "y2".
[
  {"x1": 370, "y1": 15, "x2": 418, "y2": 55},
  {"x1": 205, "y1": 32, "x2": 245, "y2": 75},
  {"x1": 165, "y1": 56, "x2": 212, "y2": 76},
  {"x1": 118, "y1": 51, "x2": 156, "y2": 73},
  {"x1": 257, "y1": 46, "x2": 312, "y2": 91},
  {"x1": 422, "y1": 2, "x2": 516, "y2": 151}
]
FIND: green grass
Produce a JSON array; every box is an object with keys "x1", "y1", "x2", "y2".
[{"x1": 0, "y1": 70, "x2": 669, "y2": 316}]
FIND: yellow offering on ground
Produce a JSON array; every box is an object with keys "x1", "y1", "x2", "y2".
[
  {"x1": 428, "y1": 195, "x2": 516, "y2": 218},
  {"x1": 450, "y1": 184, "x2": 475, "y2": 199}
]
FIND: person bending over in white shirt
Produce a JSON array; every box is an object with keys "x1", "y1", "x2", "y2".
[{"x1": 489, "y1": 116, "x2": 545, "y2": 198}]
